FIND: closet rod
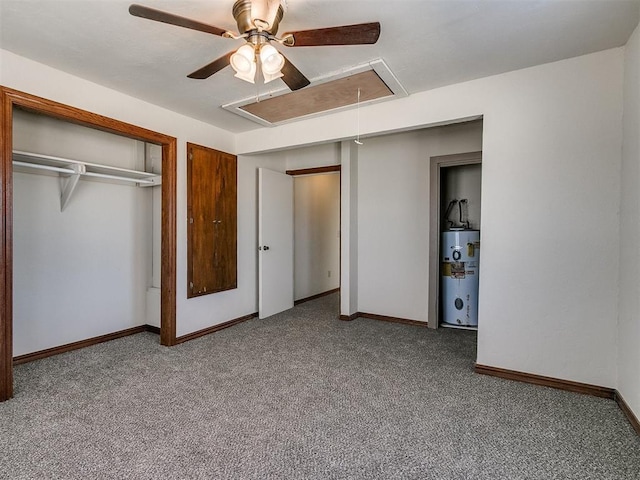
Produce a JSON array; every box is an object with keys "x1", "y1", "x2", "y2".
[
  {"x1": 13, "y1": 161, "x2": 74, "y2": 175},
  {"x1": 12, "y1": 160, "x2": 156, "y2": 185},
  {"x1": 81, "y1": 171, "x2": 155, "y2": 185}
]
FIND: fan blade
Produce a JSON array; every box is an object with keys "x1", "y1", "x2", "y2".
[
  {"x1": 187, "y1": 52, "x2": 234, "y2": 79},
  {"x1": 283, "y1": 22, "x2": 380, "y2": 47},
  {"x1": 129, "y1": 4, "x2": 228, "y2": 37},
  {"x1": 280, "y1": 55, "x2": 311, "y2": 91}
]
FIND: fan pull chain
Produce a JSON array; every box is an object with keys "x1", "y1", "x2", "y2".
[{"x1": 355, "y1": 88, "x2": 363, "y2": 145}]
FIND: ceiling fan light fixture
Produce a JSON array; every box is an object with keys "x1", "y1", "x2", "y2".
[
  {"x1": 262, "y1": 69, "x2": 284, "y2": 84},
  {"x1": 234, "y1": 65, "x2": 257, "y2": 83},
  {"x1": 260, "y1": 44, "x2": 285, "y2": 75},
  {"x1": 230, "y1": 43, "x2": 257, "y2": 83}
]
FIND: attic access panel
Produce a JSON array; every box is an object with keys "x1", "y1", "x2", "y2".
[
  {"x1": 223, "y1": 59, "x2": 407, "y2": 127},
  {"x1": 241, "y1": 70, "x2": 391, "y2": 124}
]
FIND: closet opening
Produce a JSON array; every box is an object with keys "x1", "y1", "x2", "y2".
[
  {"x1": 428, "y1": 151, "x2": 482, "y2": 331},
  {"x1": 0, "y1": 87, "x2": 177, "y2": 402}
]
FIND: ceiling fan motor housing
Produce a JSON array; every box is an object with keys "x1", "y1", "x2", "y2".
[{"x1": 233, "y1": 0, "x2": 284, "y2": 35}]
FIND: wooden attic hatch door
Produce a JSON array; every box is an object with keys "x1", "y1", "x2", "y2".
[{"x1": 187, "y1": 143, "x2": 237, "y2": 297}]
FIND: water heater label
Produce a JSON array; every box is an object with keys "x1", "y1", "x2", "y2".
[{"x1": 442, "y1": 263, "x2": 452, "y2": 277}]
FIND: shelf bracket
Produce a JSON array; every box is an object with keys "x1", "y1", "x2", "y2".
[
  {"x1": 13, "y1": 150, "x2": 162, "y2": 211},
  {"x1": 60, "y1": 163, "x2": 85, "y2": 211},
  {"x1": 138, "y1": 175, "x2": 162, "y2": 187}
]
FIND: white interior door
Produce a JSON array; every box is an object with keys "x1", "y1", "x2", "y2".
[{"x1": 258, "y1": 168, "x2": 294, "y2": 319}]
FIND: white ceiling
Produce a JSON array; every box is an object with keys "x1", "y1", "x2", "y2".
[{"x1": 1, "y1": 0, "x2": 639, "y2": 133}]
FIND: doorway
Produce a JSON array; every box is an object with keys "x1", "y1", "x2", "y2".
[
  {"x1": 288, "y1": 165, "x2": 341, "y2": 306},
  {"x1": 428, "y1": 151, "x2": 482, "y2": 329},
  {"x1": 257, "y1": 165, "x2": 341, "y2": 318}
]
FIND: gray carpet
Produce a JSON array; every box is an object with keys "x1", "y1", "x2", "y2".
[{"x1": 1, "y1": 293, "x2": 638, "y2": 479}]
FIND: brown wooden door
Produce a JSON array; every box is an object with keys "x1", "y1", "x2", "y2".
[{"x1": 187, "y1": 143, "x2": 237, "y2": 298}]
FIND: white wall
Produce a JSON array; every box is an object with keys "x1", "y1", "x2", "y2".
[
  {"x1": 477, "y1": 52, "x2": 622, "y2": 388},
  {"x1": 12, "y1": 110, "x2": 153, "y2": 355},
  {"x1": 284, "y1": 142, "x2": 340, "y2": 170},
  {"x1": 146, "y1": 142, "x2": 163, "y2": 328},
  {"x1": 618, "y1": 23, "x2": 640, "y2": 419},
  {"x1": 341, "y1": 142, "x2": 359, "y2": 317},
  {"x1": 239, "y1": 48, "x2": 625, "y2": 389},
  {"x1": 357, "y1": 122, "x2": 483, "y2": 321},
  {"x1": 294, "y1": 173, "x2": 340, "y2": 300}
]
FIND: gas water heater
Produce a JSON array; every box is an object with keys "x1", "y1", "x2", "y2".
[{"x1": 441, "y1": 229, "x2": 480, "y2": 327}]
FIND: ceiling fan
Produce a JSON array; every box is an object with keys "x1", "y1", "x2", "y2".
[{"x1": 129, "y1": 0, "x2": 381, "y2": 91}]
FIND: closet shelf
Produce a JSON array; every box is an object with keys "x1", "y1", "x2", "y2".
[
  {"x1": 12, "y1": 150, "x2": 161, "y2": 211},
  {"x1": 13, "y1": 150, "x2": 161, "y2": 184}
]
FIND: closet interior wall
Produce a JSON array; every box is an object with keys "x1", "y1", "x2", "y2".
[{"x1": 12, "y1": 108, "x2": 161, "y2": 356}]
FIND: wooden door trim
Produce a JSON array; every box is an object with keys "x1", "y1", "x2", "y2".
[
  {"x1": 286, "y1": 165, "x2": 341, "y2": 176},
  {"x1": 428, "y1": 151, "x2": 482, "y2": 330},
  {"x1": 0, "y1": 87, "x2": 13, "y2": 401},
  {"x1": 0, "y1": 87, "x2": 178, "y2": 401}
]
